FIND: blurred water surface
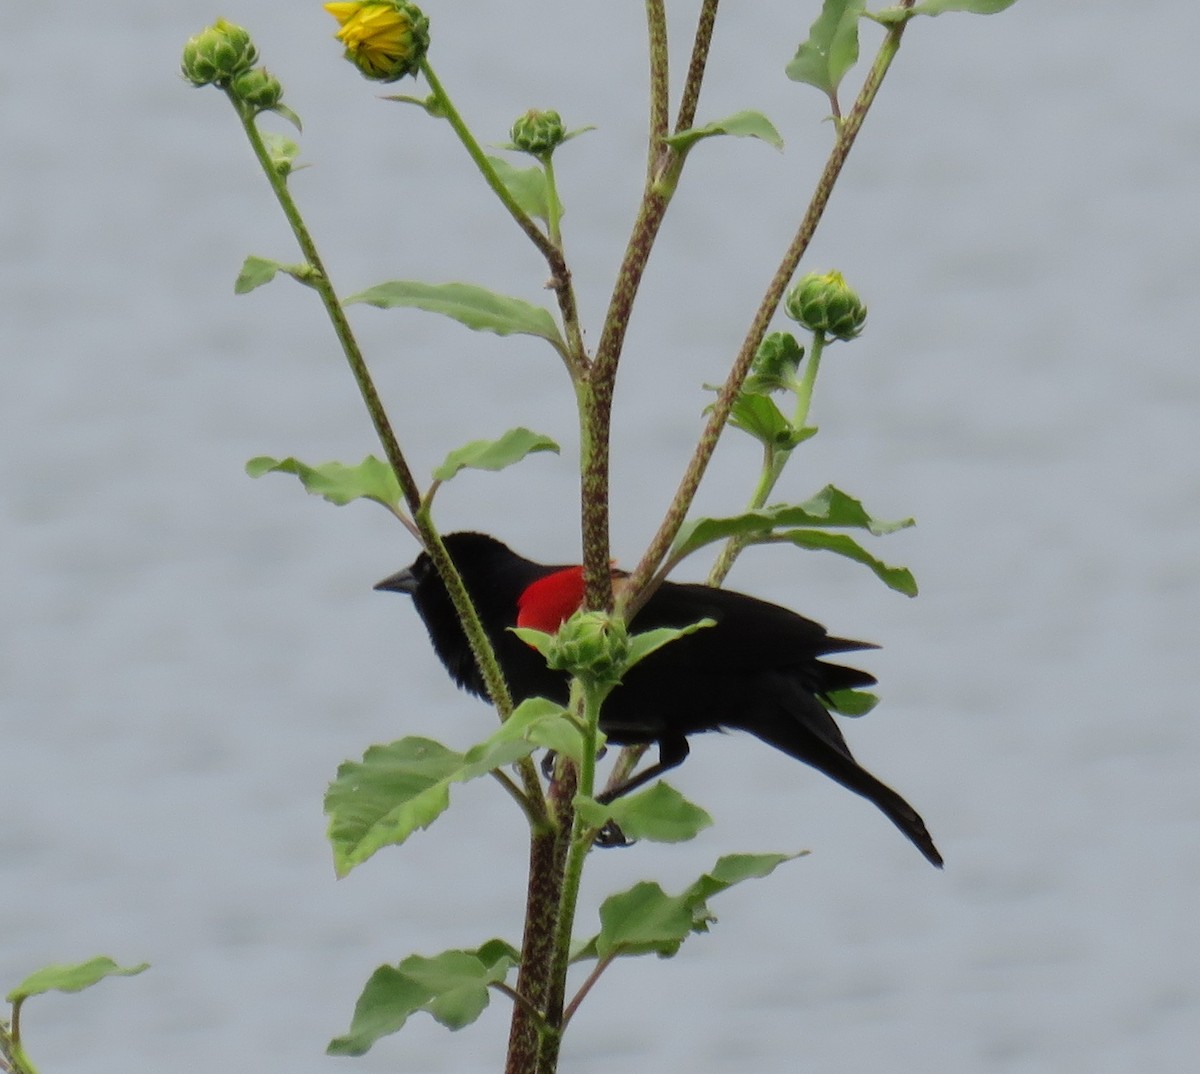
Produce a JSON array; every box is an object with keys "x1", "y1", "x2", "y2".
[{"x1": 3, "y1": 2, "x2": 1198, "y2": 1072}]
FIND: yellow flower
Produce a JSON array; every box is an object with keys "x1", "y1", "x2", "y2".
[{"x1": 324, "y1": 1, "x2": 430, "y2": 82}]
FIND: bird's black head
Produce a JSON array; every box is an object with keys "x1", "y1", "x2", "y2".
[{"x1": 373, "y1": 532, "x2": 552, "y2": 701}]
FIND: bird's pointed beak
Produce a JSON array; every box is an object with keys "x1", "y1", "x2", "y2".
[{"x1": 374, "y1": 568, "x2": 418, "y2": 595}]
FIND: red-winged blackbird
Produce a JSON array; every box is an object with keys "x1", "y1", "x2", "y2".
[{"x1": 377, "y1": 531, "x2": 943, "y2": 868}]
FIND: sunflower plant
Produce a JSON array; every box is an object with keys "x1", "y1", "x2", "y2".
[{"x1": 169, "y1": 4, "x2": 1021, "y2": 1074}]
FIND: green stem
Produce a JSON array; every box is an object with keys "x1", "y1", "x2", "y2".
[
  {"x1": 543, "y1": 156, "x2": 563, "y2": 251},
  {"x1": 0, "y1": 1005, "x2": 38, "y2": 1074},
  {"x1": 231, "y1": 98, "x2": 421, "y2": 519},
  {"x1": 231, "y1": 96, "x2": 549, "y2": 819},
  {"x1": 623, "y1": 8, "x2": 916, "y2": 614},
  {"x1": 536, "y1": 682, "x2": 607, "y2": 1072},
  {"x1": 420, "y1": 60, "x2": 587, "y2": 380},
  {"x1": 791, "y1": 331, "x2": 825, "y2": 432},
  {"x1": 705, "y1": 333, "x2": 825, "y2": 587}
]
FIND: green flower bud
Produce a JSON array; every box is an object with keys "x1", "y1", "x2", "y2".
[
  {"x1": 324, "y1": 1, "x2": 430, "y2": 83},
  {"x1": 745, "y1": 331, "x2": 805, "y2": 394},
  {"x1": 545, "y1": 611, "x2": 631, "y2": 688},
  {"x1": 230, "y1": 67, "x2": 284, "y2": 112},
  {"x1": 784, "y1": 271, "x2": 867, "y2": 342},
  {"x1": 180, "y1": 19, "x2": 258, "y2": 87},
  {"x1": 510, "y1": 109, "x2": 566, "y2": 157}
]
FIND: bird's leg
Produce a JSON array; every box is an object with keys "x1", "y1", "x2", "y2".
[
  {"x1": 592, "y1": 736, "x2": 691, "y2": 848},
  {"x1": 596, "y1": 735, "x2": 690, "y2": 804}
]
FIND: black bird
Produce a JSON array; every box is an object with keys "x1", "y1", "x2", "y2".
[{"x1": 376, "y1": 531, "x2": 942, "y2": 867}]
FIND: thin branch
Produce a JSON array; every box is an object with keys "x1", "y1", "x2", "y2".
[
  {"x1": 562, "y1": 953, "x2": 618, "y2": 1028},
  {"x1": 420, "y1": 60, "x2": 588, "y2": 381},
  {"x1": 623, "y1": 7, "x2": 918, "y2": 614},
  {"x1": 675, "y1": 0, "x2": 720, "y2": 135}
]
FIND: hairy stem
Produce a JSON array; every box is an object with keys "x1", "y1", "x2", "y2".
[
  {"x1": 624, "y1": 7, "x2": 917, "y2": 613},
  {"x1": 421, "y1": 61, "x2": 587, "y2": 379},
  {"x1": 232, "y1": 97, "x2": 548, "y2": 818},
  {"x1": 706, "y1": 331, "x2": 826, "y2": 587},
  {"x1": 675, "y1": 0, "x2": 720, "y2": 135},
  {"x1": 535, "y1": 683, "x2": 607, "y2": 1073}
]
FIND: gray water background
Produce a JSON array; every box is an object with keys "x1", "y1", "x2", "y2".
[{"x1": 3, "y1": 2, "x2": 1198, "y2": 1071}]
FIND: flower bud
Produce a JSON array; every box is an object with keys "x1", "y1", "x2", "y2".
[
  {"x1": 784, "y1": 271, "x2": 867, "y2": 342},
  {"x1": 180, "y1": 19, "x2": 258, "y2": 87},
  {"x1": 230, "y1": 67, "x2": 284, "y2": 112},
  {"x1": 324, "y1": 1, "x2": 430, "y2": 83},
  {"x1": 545, "y1": 611, "x2": 631, "y2": 688},
  {"x1": 510, "y1": 109, "x2": 566, "y2": 157},
  {"x1": 745, "y1": 331, "x2": 805, "y2": 394}
]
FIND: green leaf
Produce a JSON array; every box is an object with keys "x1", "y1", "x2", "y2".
[
  {"x1": 327, "y1": 966, "x2": 431, "y2": 1056},
  {"x1": 326, "y1": 943, "x2": 516, "y2": 1056},
  {"x1": 680, "y1": 852, "x2": 804, "y2": 922},
  {"x1": 664, "y1": 110, "x2": 784, "y2": 154},
  {"x1": 246, "y1": 455, "x2": 402, "y2": 512},
  {"x1": 786, "y1": 0, "x2": 867, "y2": 99},
  {"x1": 459, "y1": 696, "x2": 577, "y2": 774},
  {"x1": 723, "y1": 392, "x2": 817, "y2": 449},
  {"x1": 325, "y1": 737, "x2": 465, "y2": 877},
  {"x1": 625, "y1": 620, "x2": 716, "y2": 670},
  {"x1": 504, "y1": 697, "x2": 587, "y2": 765},
  {"x1": 596, "y1": 881, "x2": 695, "y2": 959},
  {"x1": 780, "y1": 529, "x2": 918, "y2": 596},
  {"x1": 672, "y1": 485, "x2": 915, "y2": 560},
  {"x1": 326, "y1": 708, "x2": 577, "y2": 876},
  {"x1": 7, "y1": 957, "x2": 149, "y2": 1003},
  {"x1": 588, "y1": 851, "x2": 802, "y2": 960},
  {"x1": 911, "y1": 0, "x2": 1017, "y2": 13},
  {"x1": 486, "y1": 155, "x2": 562, "y2": 224},
  {"x1": 262, "y1": 132, "x2": 302, "y2": 171},
  {"x1": 824, "y1": 687, "x2": 879, "y2": 716},
  {"x1": 576, "y1": 782, "x2": 713, "y2": 844},
  {"x1": 432, "y1": 427, "x2": 560, "y2": 483},
  {"x1": 234, "y1": 254, "x2": 312, "y2": 294},
  {"x1": 345, "y1": 280, "x2": 567, "y2": 353}
]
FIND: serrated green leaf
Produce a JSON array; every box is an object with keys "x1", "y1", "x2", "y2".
[
  {"x1": 786, "y1": 0, "x2": 867, "y2": 98},
  {"x1": 433, "y1": 427, "x2": 559, "y2": 483},
  {"x1": 345, "y1": 280, "x2": 566, "y2": 353},
  {"x1": 327, "y1": 966, "x2": 430, "y2": 1056},
  {"x1": 797, "y1": 485, "x2": 915, "y2": 535},
  {"x1": 486, "y1": 155, "x2": 562, "y2": 224},
  {"x1": 397, "y1": 949, "x2": 509, "y2": 1030},
  {"x1": 7, "y1": 957, "x2": 149, "y2": 1003},
  {"x1": 246, "y1": 455, "x2": 402, "y2": 512},
  {"x1": 911, "y1": 0, "x2": 1017, "y2": 13},
  {"x1": 672, "y1": 486, "x2": 914, "y2": 561},
  {"x1": 325, "y1": 738, "x2": 464, "y2": 876},
  {"x1": 682, "y1": 852, "x2": 803, "y2": 908},
  {"x1": 780, "y1": 529, "x2": 918, "y2": 596},
  {"x1": 328, "y1": 944, "x2": 516, "y2": 1056},
  {"x1": 664, "y1": 110, "x2": 784, "y2": 153},
  {"x1": 596, "y1": 881, "x2": 694, "y2": 959},
  {"x1": 589, "y1": 851, "x2": 802, "y2": 960},
  {"x1": 326, "y1": 708, "x2": 577, "y2": 875}
]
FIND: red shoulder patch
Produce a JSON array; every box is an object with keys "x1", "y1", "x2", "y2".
[{"x1": 516, "y1": 567, "x2": 585, "y2": 633}]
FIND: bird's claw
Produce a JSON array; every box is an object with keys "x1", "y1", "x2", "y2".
[{"x1": 593, "y1": 820, "x2": 634, "y2": 849}]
